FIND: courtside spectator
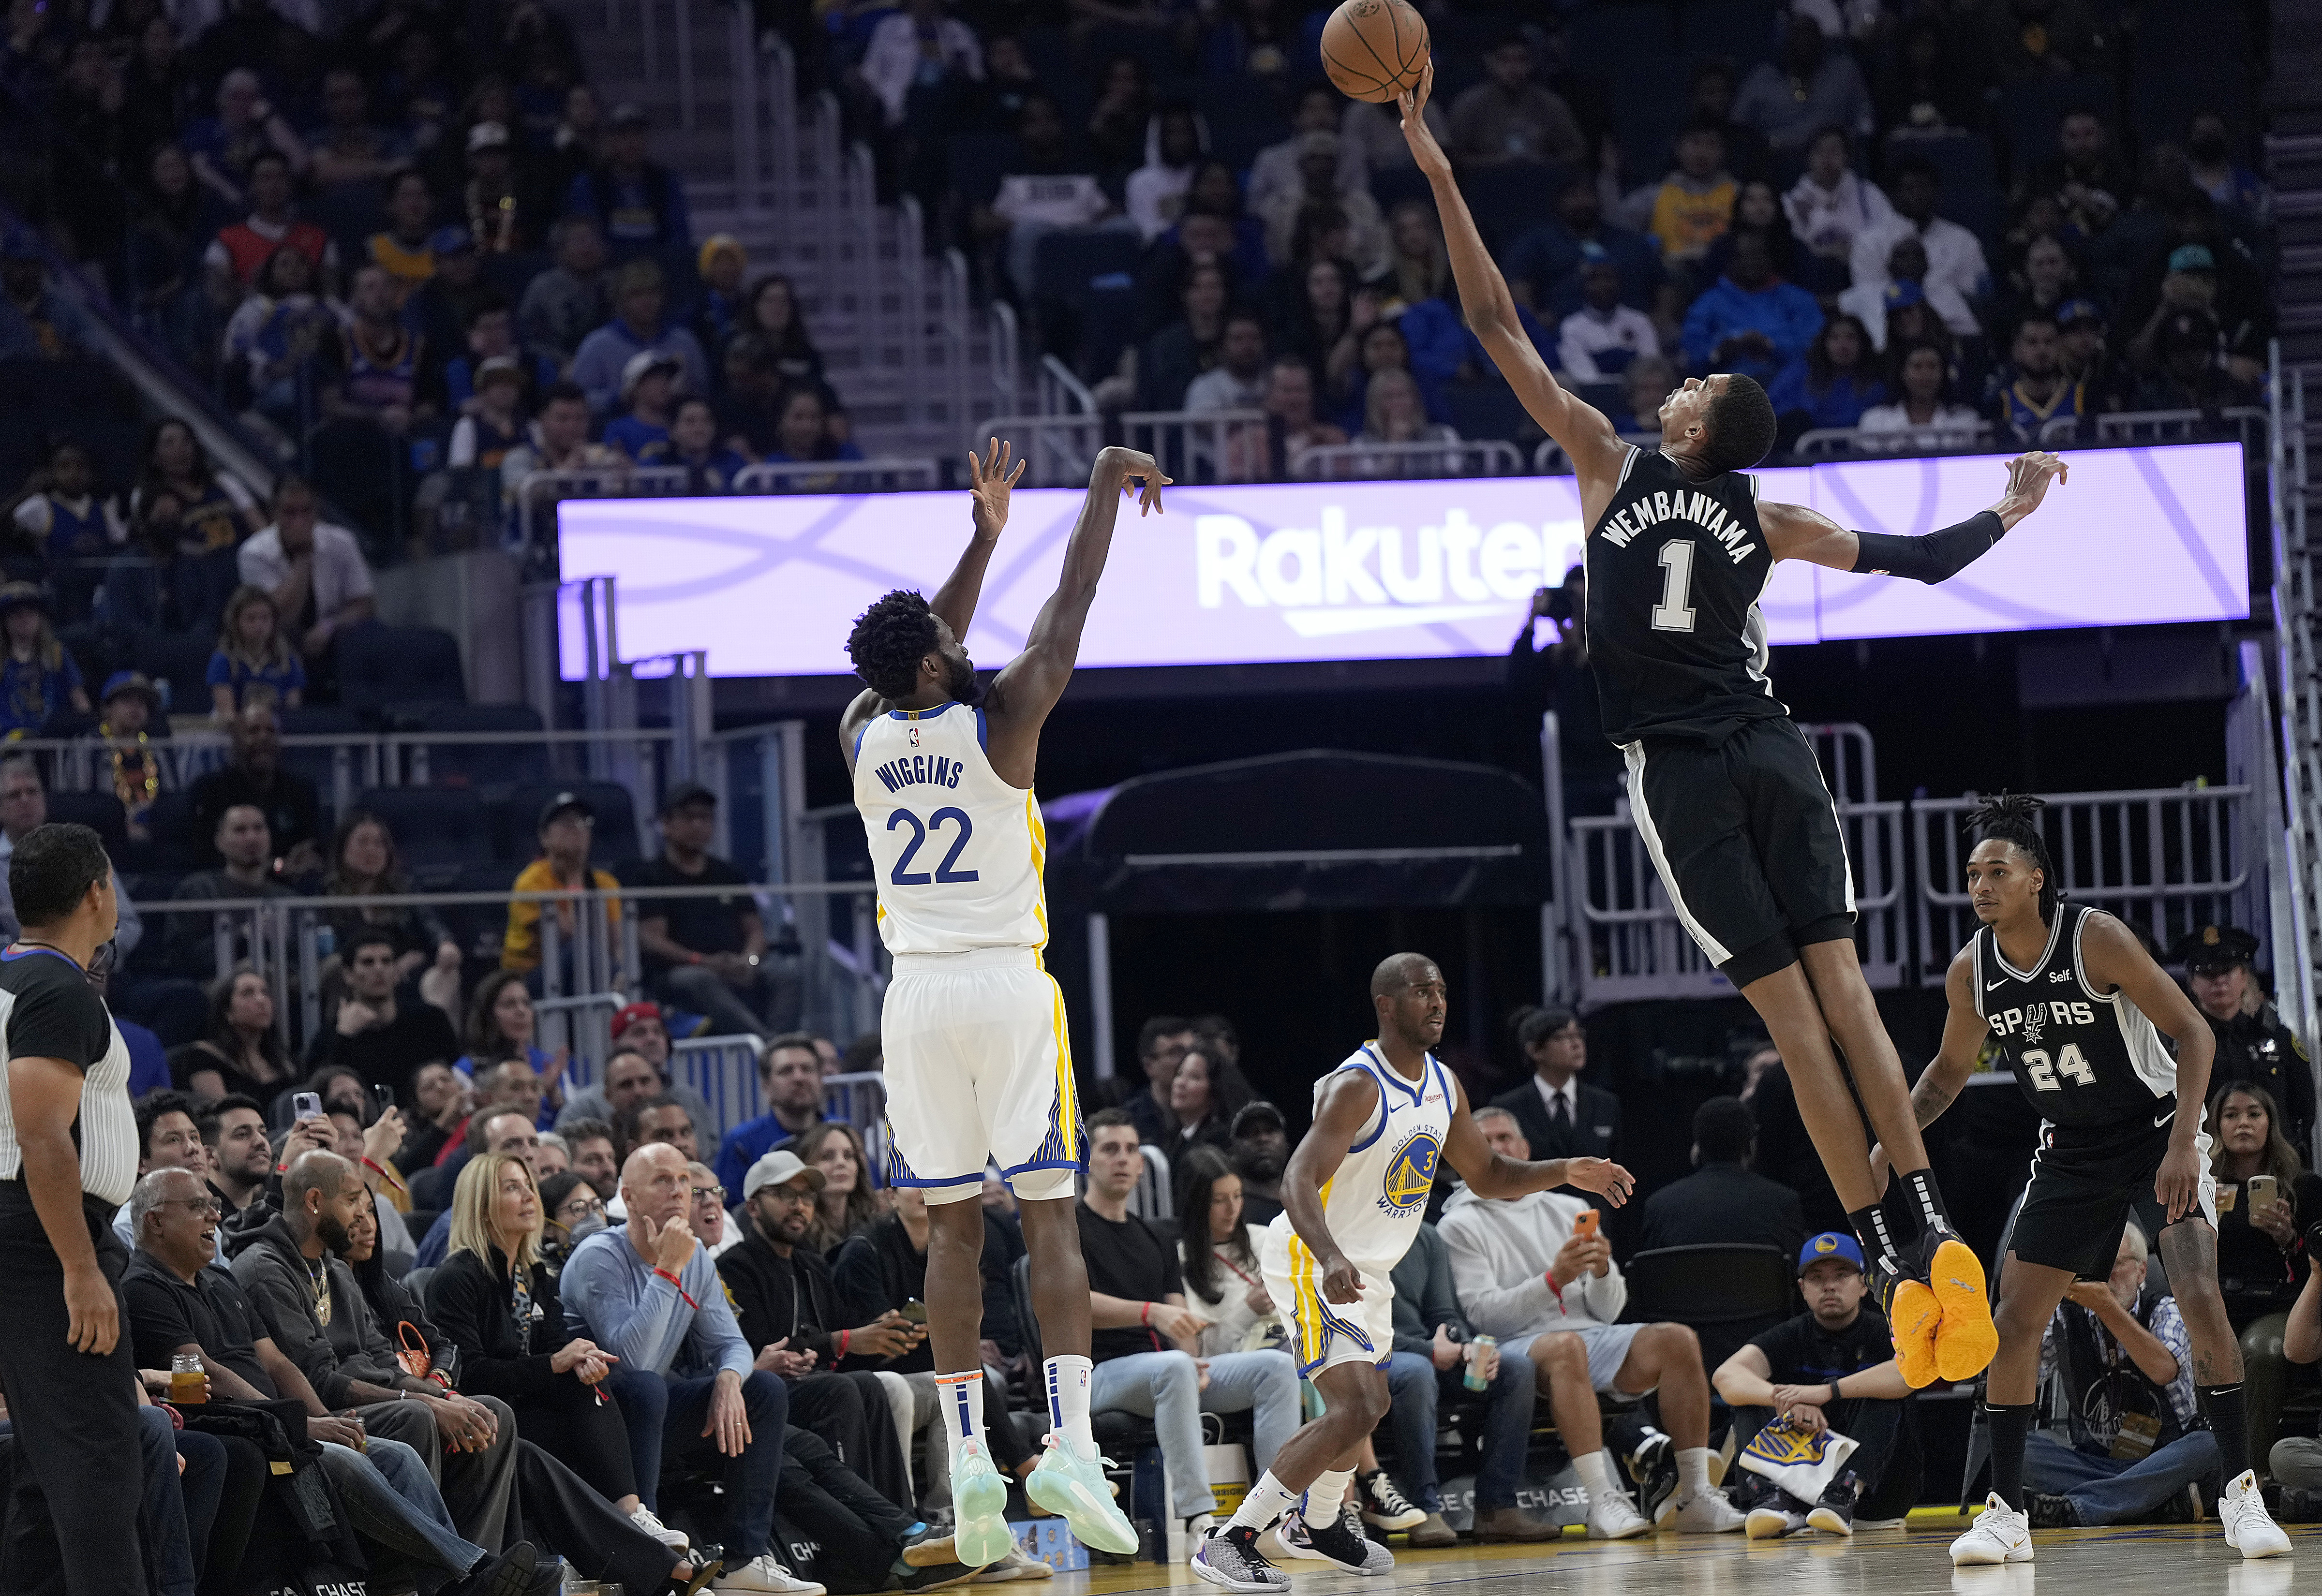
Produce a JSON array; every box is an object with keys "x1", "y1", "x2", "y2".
[
  {"x1": 714, "y1": 1034, "x2": 826, "y2": 1195},
  {"x1": 236, "y1": 475, "x2": 376, "y2": 673},
  {"x1": 415, "y1": 1106, "x2": 543, "y2": 1266},
  {"x1": 624, "y1": 782, "x2": 795, "y2": 1040},
  {"x1": 1848, "y1": 157, "x2": 1990, "y2": 318},
  {"x1": 1121, "y1": 1014, "x2": 1194, "y2": 1146},
  {"x1": 503, "y1": 791, "x2": 624, "y2": 986},
  {"x1": 1444, "y1": 1107, "x2": 1744, "y2": 1534},
  {"x1": 618, "y1": 1093, "x2": 701, "y2": 1167},
  {"x1": 1630, "y1": 119, "x2": 1737, "y2": 271},
  {"x1": 1714, "y1": 1233, "x2": 1916, "y2": 1536},
  {"x1": 321, "y1": 809, "x2": 464, "y2": 1017},
  {"x1": 187, "y1": 701, "x2": 322, "y2": 870},
  {"x1": 556, "y1": 1008, "x2": 713, "y2": 1131},
  {"x1": 519, "y1": 215, "x2": 613, "y2": 369},
  {"x1": 204, "y1": 150, "x2": 336, "y2": 295},
  {"x1": 170, "y1": 967, "x2": 294, "y2": 1100},
  {"x1": 563, "y1": 1141, "x2": 824, "y2": 1594},
  {"x1": 788, "y1": 1121, "x2": 885, "y2": 1255},
  {"x1": 571, "y1": 259, "x2": 710, "y2": 416},
  {"x1": 304, "y1": 927, "x2": 463, "y2": 1101},
  {"x1": 1556, "y1": 252, "x2": 1658, "y2": 381},
  {"x1": 1990, "y1": 311, "x2": 2086, "y2": 443},
  {"x1": 603, "y1": 352, "x2": 681, "y2": 460},
  {"x1": 1078, "y1": 1111, "x2": 1298, "y2": 1538},
  {"x1": 1642, "y1": 1097, "x2": 1806, "y2": 1258},
  {"x1": 1450, "y1": 33, "x2": 1585, "y2": 169},
  {"x1": 1859, "y1": 340, "x2": 1983, "y2": 444},
  {"x1": 1385, "y1": 1216, "x2": 1549, "y2": 1544},
  {"x1": 568, "y1": 103, "x2": 693, "y2": 252},
  {"x1": 1680, "y1": 230, "x2": 1824, "y2": 384},
  {"x1": 1490, "y1": 1006, "x2": 1621, "y2": 1166},
  {"x1": 2022, "y1": 1223, "x2": 2220, "y2": 1527},
  {"x1": 201, "y1": 1093, "x2": 274, "y2": 1219},
  {"x1": 977, "y1": 93, "x2": 1123, "y2": 304},
  {"x1": 0, "y1": 583, "x2": 87, "y2": 735},
  {"x1": 0, "y1": 820, "x2": 145, "y2": 1594},
  {"x1": 166, "y1": 805, "x2": 293, "y2": 978},
  {"x1": 207, "y1": 585, "x2": 303, "y2": 715}
]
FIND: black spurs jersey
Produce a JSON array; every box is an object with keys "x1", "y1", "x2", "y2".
[
  {"x1": 1584, "y1": 447, "x2": 1789, "y2": 746},
  {"x1": 1973, "y1": 904, "x2": 2179, "y2": 1132}
]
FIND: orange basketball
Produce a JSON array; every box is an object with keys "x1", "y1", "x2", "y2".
[{"x1": 1319, "y1": 0, "x2": 1429, "y2": 103}]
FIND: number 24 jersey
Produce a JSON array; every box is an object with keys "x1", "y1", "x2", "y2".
[
  {"x1": 854, "y1": 701, "x2": 1047, "y2": 956},
  {"x1": 1972, "y1": 904, "x2": 2180, "y2": 1130}
]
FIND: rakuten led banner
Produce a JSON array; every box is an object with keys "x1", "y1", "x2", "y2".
[{"x1": 556, "y1": 443, "x2": 2248, "y2": 680}]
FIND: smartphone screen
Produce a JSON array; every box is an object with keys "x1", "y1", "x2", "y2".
[{"x1": 373, "y1": 1084, "x2": 396, "y2": 1113}]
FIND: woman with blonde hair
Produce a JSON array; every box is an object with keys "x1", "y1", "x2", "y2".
[
  {"x1": 790, "y1": 1120, "x2": 886, "y2": 1254},
  {"x1": 428, "y1": 1152, "x2": 697, "y2": 1562},
  {"x1": 208, "y1": 583, "x2": 304, "y2": 715}
]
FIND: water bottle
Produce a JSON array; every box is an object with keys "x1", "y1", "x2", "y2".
[
  {"x1": 1463, "y1": 1333, "x2": 1496, "y2": 1392},
  {"x1": 314, "y1": 922, "x2": 336, "y2": 961}
]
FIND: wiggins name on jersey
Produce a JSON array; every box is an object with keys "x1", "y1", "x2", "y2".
[{"x1": 853, "y1": 701, "x2": 1047, "y2": 956}]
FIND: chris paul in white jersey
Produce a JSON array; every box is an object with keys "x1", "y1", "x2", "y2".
[{"x1": 838, "y1": 440, "x2": 1166, "y2": 1570}]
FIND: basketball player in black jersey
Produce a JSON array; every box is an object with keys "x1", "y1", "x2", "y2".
[
  {"x1": 1894, "y1": 796, "x2": 2289, "y2": 1561},
  {"x1": 1398, "y1": 73, "x2": 2067, "y2": 1388}
]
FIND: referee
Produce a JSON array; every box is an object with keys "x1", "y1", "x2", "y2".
[{"x1": 0, "y1": 821, "x2": 141, "y2": 1594}]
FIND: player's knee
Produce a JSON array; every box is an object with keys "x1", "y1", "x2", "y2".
[{"x1": 1356, "y1": 1378, "x2": 1394, "y2": 1427}]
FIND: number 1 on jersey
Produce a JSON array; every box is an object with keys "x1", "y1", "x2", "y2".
[{"x1": 1652, "y1": 538, "x2": 1697, "y2": 633}]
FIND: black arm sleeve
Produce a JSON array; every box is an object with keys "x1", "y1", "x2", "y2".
[{"x1": 1849, "y1": 509, "x2": 2006, "y2": 584}]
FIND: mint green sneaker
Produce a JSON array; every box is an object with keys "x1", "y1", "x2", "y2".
[
  {"x1": 951, "y1": 1442, "x2": 1015, "y2": 1569},
  {"x1": 1026, "y1": 1439, "x2": 1138, "y2": 1556}
]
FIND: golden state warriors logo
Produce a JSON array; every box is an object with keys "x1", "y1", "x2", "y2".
[{"x1": 1378, "y1": 1129, "x2": 1442, "y2": 1215}]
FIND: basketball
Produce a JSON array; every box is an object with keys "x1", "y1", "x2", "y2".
[{"x1": 1319, "y1": 0, "x2": 1429, "y2": 103}]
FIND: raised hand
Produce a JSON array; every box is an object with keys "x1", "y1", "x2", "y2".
[
  {"x1": 1111, "y1": 449, "x2": 1168, "y2": 516},
  {"x1": 1560, "y1": 1157, "x2": 1637, "y2": 1206},
  {"x1": 967, "y1": 436, "x2": 1027, "y2": 540},
  {"x1": 1397, "y1": 64, "x2": 1448, "y2": 181},
  {"x1": 1995, "y1": 450, "x2": 2069, "y2": 528}
]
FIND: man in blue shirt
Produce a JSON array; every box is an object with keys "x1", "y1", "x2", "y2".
[
  {"x1": 713, "y1": 1035, "x2": 826, "y2": 1196},
  {"x1": 563, "y1": 1142, "x2": 818, "y2": 1595},
  {"x1": 1679, "y1": 231, "x2": 1823, "y2": 386}
]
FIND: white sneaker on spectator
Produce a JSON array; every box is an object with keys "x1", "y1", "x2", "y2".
[
  {"x1": 1587, "y1": 1492, "x2": 1652, "y2": 1540},
  {"x1": 2221, "y1": 1470, "x2": 2293, "y2": 1559},
  {"x1": 630, "y1": 1505, "x2": 690, "y2": 1551},
  {"x1": 1950, "y1": 1494, "x2": 2033, "y2": 1566},
  {"x1": 1666, "y1": 1491, "x2": 1746, "y2": 1533},
  {"x1": 714, "y1": 1554, "x2": 828, "y2": 1594},
  {"x1": 970, "y1": 1548, "x2": 1053, "y2": 1582}
]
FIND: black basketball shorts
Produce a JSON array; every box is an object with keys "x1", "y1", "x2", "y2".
[
  {"x1": 1622, "y1": 717, "x2": 1857, "y2": 987},
  {"x1": 2009, "y1": 1112, "x2": 2218, "y2": 1280}
]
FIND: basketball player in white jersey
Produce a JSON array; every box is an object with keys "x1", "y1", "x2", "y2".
[
  {"x1": 840, "y1": 440, "x2": 1166, "y2": 1568},
  {"x1": 1191, "y1": 953, "x2": 1635, "y2": 1592}
]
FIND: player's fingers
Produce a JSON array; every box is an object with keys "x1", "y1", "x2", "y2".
[{"x1": 1008, "y1": 457, "x2": 1026, "y2": 486}]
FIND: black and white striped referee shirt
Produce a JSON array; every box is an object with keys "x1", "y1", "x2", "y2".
[{"x1": 0, "y1": 947, "x2": 136, "y2": 1207}]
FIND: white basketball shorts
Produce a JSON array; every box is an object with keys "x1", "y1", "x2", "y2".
[
  {"x1": 1258, "y1": 1221, "x2": 1396, "y2": 1378},
  {"x1": 879, "y1": 947, "x2": 1083, "y2": 1204}
]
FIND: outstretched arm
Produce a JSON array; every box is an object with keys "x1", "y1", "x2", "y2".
[
  {"x1": 1440, "y1": 1074, "x2": 1635, "y2": 1204},
  {"x1": 1397, "y1": 69, "x2": 1627, "y2": 486},
  {"x1": 1766, "y1": 450, "x2": 2069, "y2": 576},
  {"x1": 982, "y1": 446, "x2": 1165, "y2": 786}
]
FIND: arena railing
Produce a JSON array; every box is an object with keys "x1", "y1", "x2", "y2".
[
  {"x1": 729, "y1": 458, "x2": 943, "y2": 494},
  {"x1": 966, "y1": 412, "x2": 1106, "y2": 488},
  {"x1": 1795, "y1": 424, "x2": 1995, "y2": 457},
  {"x1": 1292, "y1": 440, "x2": 1524, "y2": 480}
]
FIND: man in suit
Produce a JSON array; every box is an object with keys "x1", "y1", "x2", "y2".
[
  {"x1": 1490, "y1": 1006, "x2": 1622, "y2": 1167},
  {"x1": 1641, "y1": 1097, "x2": 1804, "y2": 1258}
]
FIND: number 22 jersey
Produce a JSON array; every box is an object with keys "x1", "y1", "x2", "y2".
[
  {"x1": 854, "y1": 701, "x2": 1047, "y2": 956},
  {"x1": 1973, "y1": 903, "x2": 2180, "y2": 1130}
]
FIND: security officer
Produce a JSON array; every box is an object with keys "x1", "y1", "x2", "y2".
[{"x1": 2170, "y1": 923, "x2": 2315, "y2": 1152}]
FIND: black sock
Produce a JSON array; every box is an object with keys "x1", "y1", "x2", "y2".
[
  {"x1": 1900, "y1": 1168, "x2": 1951, "y2": 1239},
  {"x1": 1848, "y1": 1203, "x2": 1896, "y2": 1265},
  {"x1": 1985, "y1": 1403, "x2": 2034, "y2": 1510},
  {"x1": 2200, "y1": 1384, "x2": 2250, "y2": 1481}
]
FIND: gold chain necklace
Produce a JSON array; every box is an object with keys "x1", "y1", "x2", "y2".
[{"x1": 101, "y1": 724, "x2": 158, "y2": 806}]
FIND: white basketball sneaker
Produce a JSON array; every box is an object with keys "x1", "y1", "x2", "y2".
[{"x1": 1950, "y1": 1494, "x2": 2033, "y2": 1566}]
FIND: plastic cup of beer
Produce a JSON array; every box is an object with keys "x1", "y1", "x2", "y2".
[{"x1": 170, "y1": 1354, "x2": 207, "y2": 1405}]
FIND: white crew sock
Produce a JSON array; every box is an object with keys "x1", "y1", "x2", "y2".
[
  {"x1": 1227, "y1": 1472, "x2": 1301, "y2": 1534},
  {"x1": 1572, "y1": 1449, "x2": 1619, "y2": 1505},
  {"x1": 1678, "y1": 1447, "x2": 1713, "y2": 1500},
  {"x1": 1043, "y1": 1355, "x2": 1097, "y2": 1462},
  {"x1": 1303, "y1": 1468, "x2": 1355, "y2": 1521},
  {"x1": 935, "y1": 1369, "x2": 985, "y2": 1456}
]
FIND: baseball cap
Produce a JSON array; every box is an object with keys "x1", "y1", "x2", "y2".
[
  {"x1": 475, "y1": 354, "x2": 522, "y2": 389},
  {"x1": 659, "y1": 780, "x2": 716, "y2": 816},
  {"x1": 1231, "y1": 1101, "x2": 1286, "y2": 1138},
  {"x1": 466, "y1": 120, "x2": 511, "y2": 154},
  {"x1": 537, "y1": 790, "x2": 595, "y2": 829},
  {"x1": 1798, "y1": 1232, "x2": 1865, "y2": 1275},
  {"x1": 743, "y1": 1148, "x2": 826, "y2": 1200},
  {"x1": 100, "y1": 670, "x2": 162, "y2": 710},
  {"x1": 429, "y1": 224, "x2": 476, "y2": 256},
  {"x1": 621, "y1": 348, "x2": 683, "y2": 402},
  {"x1": 2168, "y1": 244, "x2": 2217, "y2": 273},
  {"x1": 698, "y1": 234, "x2": 746, "y2": 279},
  {"x1": 610, "y1": 1000, "x2": 665, "y2": 1041}
]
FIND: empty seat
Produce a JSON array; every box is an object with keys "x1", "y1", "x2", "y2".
[
  {"x1": 441, "y1": 857, "x2": 527, "y2": 965},
  {"x1": 392, "y1": 701, "x2": 550, "y2": 788},
  {"x1": 498, "y1": 779, "x2": 642, "y2": 865},
  {"x1": 276, "y1": 706, "x2": 369, "y2": 804},
  {"x1": 336, "y1": 622, "x2": 466, "y2": 712},
  {"x1": 348, "y1": 786, "x2": 491, "y2": 871},
  {"x1": 134, "y1": 630, "x2": 219, "y2": 718}
]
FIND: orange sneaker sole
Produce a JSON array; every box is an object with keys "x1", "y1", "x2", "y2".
[
  {"x1": 1930, "y1": 1237, "x2": 1998, "y2": 1383},
  {"x1": 1890, "y1": 1278, "x2": 1940, "y2": 1389}
]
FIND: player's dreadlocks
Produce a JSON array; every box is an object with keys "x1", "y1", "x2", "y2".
[
  {"x1": 1965, "y1": 792, "x2": 2060, "y2": 923},
  {"x1": 845, "y1": 589, "x2": 939, "y2": 699}
]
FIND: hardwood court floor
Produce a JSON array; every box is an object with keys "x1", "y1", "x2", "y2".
[{"x1": 1070, "y1": 1516, "x2": 2317, "y2": 1596}]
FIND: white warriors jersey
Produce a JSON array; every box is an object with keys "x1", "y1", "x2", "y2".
[
  {"x1": 1268, "y1": 1043, "x2": 1455, "y2": 1271},
  {"x1": 853, "y1": 701, "x2": 1048, "y2": 956}
]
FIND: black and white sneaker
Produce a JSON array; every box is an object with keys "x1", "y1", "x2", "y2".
[
  {"x1": 1806, "y1": 1472, "x2": 1859, "y2": 1537},
  {"x1": 2025, "y1": 1493, "x2": 2079, "y2": 1530},
  {"x1": 1284, "y1": 1505, "x2": 1394, "y2": 1575},
  {"x1": 1628, "y1": 1429, "x2": 1680, "y2": 1525},
  {"x1": 1357, "y1": 1470, "x2": 1426, "y2": 1532},
  {"x1": 1190, "y1": 1526, "x2": 1289, "y2": 1593}
]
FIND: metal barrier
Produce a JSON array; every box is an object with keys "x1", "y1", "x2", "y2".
[
  {"x1": 1293, "y1": 440, "x2": 1522, "y2": 480},
  {"x1": 729, "y1": 458, "x2": 943, "y2": 494},
  {"x1": 1533, "y1": 433, "x2": 1661, "y2": 476},
  {"x1": 967, "y1": 412, "x2": 1105, "y2": 488},
  {"x1": 2096, "y1": 408, "x2": 2266, "y2": 446},
  {"x1": 1910, "y1": 786, "x2": 2251, "y2": 981},
  {"x1": 1119, "y1": 408, "x2": 1269, "y2": 484},
  {"x1": 1795, "y1": 424, "x2": 1994, "y2": 457}
]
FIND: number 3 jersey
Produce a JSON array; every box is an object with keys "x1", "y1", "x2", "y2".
[
  {"x1": 1973, "y1": 903, "x2": 2180, "y2": 1129},
  {"x1": 855, "y1": 701, "x2": 1046, "y2": 956},
  {"x1": 1585, "y1": 445, "x2": 1789, "y2": 746}
]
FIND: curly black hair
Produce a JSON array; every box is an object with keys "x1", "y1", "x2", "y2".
[
  {"x1": 1699, "y1": 374, "x2": 1777, "y2": 473},
  {"x1": 1965, "y1": 792, "x2": 2059, "y2": 923},
  {"x1": 845, "y1": 589, "x2": 940, "y2": 699}
]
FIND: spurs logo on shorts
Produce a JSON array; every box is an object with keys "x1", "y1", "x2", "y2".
[{"x1": 1261, "y1": 1044, "x2": 1455, "y2": 1376}]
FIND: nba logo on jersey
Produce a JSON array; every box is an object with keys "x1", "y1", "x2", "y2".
[
  {"x1": 908, "y1": 725, "x2": 921, "y2": 746},
  {"x1": 1378, "y1": 1127, "x2": 1442, "y2": 1215}
]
